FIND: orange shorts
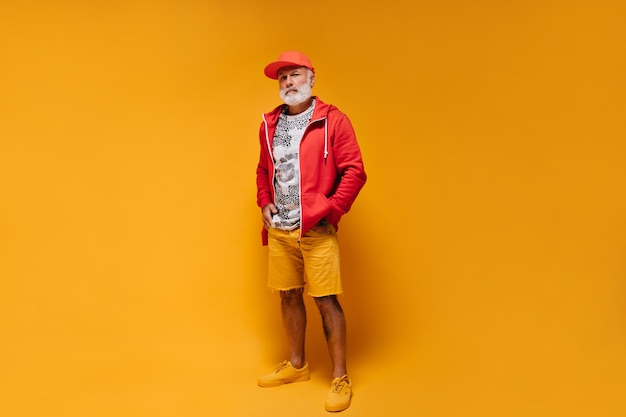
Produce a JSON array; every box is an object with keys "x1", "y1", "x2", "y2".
[{"x1": 267, "y1": 223, "x2": 342, "y2": 297}]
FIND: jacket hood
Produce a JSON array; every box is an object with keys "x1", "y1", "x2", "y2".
[
  {"x1": 262, "y1": 96, "x2": 334, "y2": 127},
  {"x1": 262, "y1": 96, "x2": 334, "y2": 165}
]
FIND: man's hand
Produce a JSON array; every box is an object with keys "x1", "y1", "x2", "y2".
[{"x1": 262, "y1": 203, "x2": 278, "y2": 229}]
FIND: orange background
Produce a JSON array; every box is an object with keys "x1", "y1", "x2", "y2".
[{"x1": 1, "y1": 1, "x2": 625, "y2": 416}]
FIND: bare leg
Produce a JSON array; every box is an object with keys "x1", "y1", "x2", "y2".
[
  {"x1": 280, "y1": 288, "x2": 306, "y2": 369},
  {"x1": 314, "y1": 295, "x2": 347, "y2": 378}
]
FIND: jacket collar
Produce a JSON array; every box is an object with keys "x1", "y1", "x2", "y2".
[{"x1": 263, "y1": 96, "x2": 331, "y2": 127}]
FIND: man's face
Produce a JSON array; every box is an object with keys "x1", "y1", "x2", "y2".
[{"x1": 278, "y1": 66, "x2": 314, "y2": 106}]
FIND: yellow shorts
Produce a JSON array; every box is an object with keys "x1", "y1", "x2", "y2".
[{"x1": 267, "y1": 223, "x2": 342, "y2": 297}]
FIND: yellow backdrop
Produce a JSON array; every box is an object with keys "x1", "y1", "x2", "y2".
[{"x1": 1, "y1": 1, "x2": 624, "y2": 416}]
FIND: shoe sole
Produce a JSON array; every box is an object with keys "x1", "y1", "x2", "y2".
[
  {"x1": 257, "y1": 374, "x2": 310, "y2": 387},
  {"x1": 325, "y1": 401, "x2": 351, "y2": 413}
]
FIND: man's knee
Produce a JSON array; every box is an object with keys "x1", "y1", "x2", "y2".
[
  {"x1": 280, "y1": 288, "x2": 304, "y2": 303},
  {"x1": 314, "y1": 295, "x2": 342, "y2": 312}
]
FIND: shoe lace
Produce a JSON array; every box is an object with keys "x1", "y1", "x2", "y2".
[
  {"x1": 330, "y1": 376, "x2": 349, "y2": 394},
  {"x1": 273, "y1": 360, "x2": 289, "y2": 374}
]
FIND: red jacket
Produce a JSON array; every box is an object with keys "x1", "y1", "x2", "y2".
[{"x1": 256, "y1": 97, "x2": 367, "y2": 245}]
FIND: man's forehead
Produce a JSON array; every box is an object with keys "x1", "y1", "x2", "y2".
[{"x1": 277, "y1": 66, "x2": 307, "y2": 76}]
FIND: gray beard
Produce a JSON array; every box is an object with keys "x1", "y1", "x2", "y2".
[{"x1": 280, "y1": 82, "x2": 312, "y2": 106}]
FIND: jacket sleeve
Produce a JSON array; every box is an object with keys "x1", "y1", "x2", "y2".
[
  {"x1": 256, "y1": 122, "x2": 273, "y2": 209},
  {"x1": 326, "y1": 113, "x2": 367, "y2": 224}
]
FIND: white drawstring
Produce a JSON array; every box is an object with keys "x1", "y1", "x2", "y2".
[{"x1": 324, "y1": 118, "x2": 328, "y2": 163}]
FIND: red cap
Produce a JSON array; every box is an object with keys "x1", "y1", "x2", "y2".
[{"x1": 264, "y1": 51, "x2": 315, "y2": 80}]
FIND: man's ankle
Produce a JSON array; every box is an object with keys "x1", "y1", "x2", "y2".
[{"x1": 290, "y1": 359, "x2": 305, "y2": 369}]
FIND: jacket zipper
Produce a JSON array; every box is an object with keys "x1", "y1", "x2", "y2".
[{"x1": 297, "y1": 116, "x2": 327, "y2": 243}]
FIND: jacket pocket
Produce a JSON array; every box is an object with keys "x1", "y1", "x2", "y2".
[{"x1": 301, "y1": 193, "x2": 332, "y2": 232}]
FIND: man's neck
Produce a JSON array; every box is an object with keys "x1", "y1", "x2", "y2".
[{"x1": 286, "y1": 97, "x2": 313, "y2": 115}]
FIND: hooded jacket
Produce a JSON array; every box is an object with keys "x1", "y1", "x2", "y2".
[{"x1": 256, "y1": 97, "x2": 367, "y2": 245}]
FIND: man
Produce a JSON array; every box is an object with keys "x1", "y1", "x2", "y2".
[{"x1": 255, "y1": 51, "x2": 367, "y2": 413}]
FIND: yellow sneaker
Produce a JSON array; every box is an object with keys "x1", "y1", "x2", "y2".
[
  {"x1": 258, "y1": 361, "x2": 310, "y2": 387},
  {"x1": 325, "y1": 375, "x2": 352, "y2": 412}
]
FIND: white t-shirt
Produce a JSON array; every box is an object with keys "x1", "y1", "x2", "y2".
[{"x1": 271, "y1": 99, "x2": 315, "y2": 230}]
